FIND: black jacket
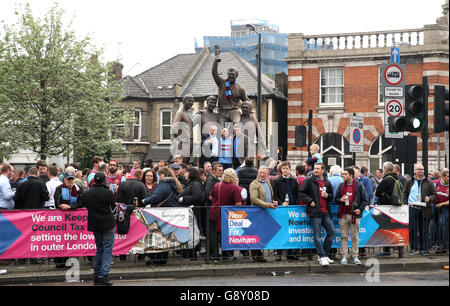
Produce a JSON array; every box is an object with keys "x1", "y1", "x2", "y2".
[
  {"x1": 116, "y1": 178, "x2": 148, "y2": 207},
  {"x1": 238, "y1": 166, "x2": 258, "y2": 196},
  {"x1": 375, "y1": 172, "x2": 399, "y2": 205},
  {"x1": 273, "y1": 175, "x2": 299, "y2": 205},
  {"x1": 298, "y1": 176, "x2": 333, "y2": 218},
  {"x1": 403, "y1": 176, "x2": 437, "y2": 218},
  {"x1": 14, "y1": 176, "x2": 50, "y2": 209},
  {"x1": 334, "y1": 181, "x2": 368, "y2": 219},
  {"x1": 203, "y1": 174, "x2": 220, "y2": 206},
  {"x1": 180, "y1": 180, "x2": 203, "y2": 206},
  {"x1": 54, "y1": 184, "x2": 84, "y2": 207},
  {"x1": 73, "y1": 183, "x2": 116, "y2": 232}
]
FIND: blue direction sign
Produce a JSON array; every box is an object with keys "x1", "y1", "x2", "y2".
[{"x1": 391, "y1": 48, "x2": 400, "y2": 63}]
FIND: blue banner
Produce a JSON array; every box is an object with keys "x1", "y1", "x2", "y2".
[{"x1": 221, "y1": 205, "x2": 408, "y2": 250}]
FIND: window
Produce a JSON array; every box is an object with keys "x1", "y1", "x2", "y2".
[
  {"x1": 160, "y1": 109, "x2": 172, "y2": 141},
  {"x1": 369, "y1": 134, "x2": 393, "y2": 173},
  {"x1": 313, "y1": 133, "x2": 353, "y2": 169},
  {"x1": 320, "y1": 68, "x2": 344, "y2": 104},
  {"x1": 111, "y1": 108, "x2": 125, "y2": 140},
  {"x1": 112, "y1": 124, "x2": 124, "y2": 140},
  {"x1": 133, "y1": 109, "x2": 141, "y2": 141}
]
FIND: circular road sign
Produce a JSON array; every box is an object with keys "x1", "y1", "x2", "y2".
[
  {"x1": 386, "y1": 99, "x2": 403, "y2": 117},
  {"x1": 384, "y1": 64, "x2": 404, "y2": 86},
  {"x1": 352, "y1": 128, "x2": 361, "y2": 144}
]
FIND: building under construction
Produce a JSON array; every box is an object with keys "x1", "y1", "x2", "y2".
[{"x1": 196, "y1": 19, "x2": 288, "y2": 77}]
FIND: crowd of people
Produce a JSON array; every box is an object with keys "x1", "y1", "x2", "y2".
[{"x1": 0, "y1": 146, "x2": 448, "y2": 271}]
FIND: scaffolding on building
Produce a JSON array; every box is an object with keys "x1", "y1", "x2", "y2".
[{"x1": 196, "y1": 19, "x2": 288, "y2": 77}]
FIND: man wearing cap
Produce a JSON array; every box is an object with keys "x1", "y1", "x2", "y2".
[
  {"x1": 54, "y1": 170, "x2": 83, "y2": 268},
  {"x1": 171, "y1": 163, "x2": 187, "y2": 188},
  {"x1": 59, "y1": 172, "x2": 116, "y2": 285}
]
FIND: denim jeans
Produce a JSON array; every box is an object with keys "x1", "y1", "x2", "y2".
[
  {"x1": 310, "y1": 213, "x2": 336, "y2": 258},
  {"x1": 93, "y1": 227, "x2": 115, "y2": 279},
  {"x1": 438, "y1": 208, "x2": 449, "y2": 250}
]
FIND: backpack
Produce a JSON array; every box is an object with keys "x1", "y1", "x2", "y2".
[
  {"x1": 388, "y1": 177, "x2": 404, "y2": 206},
  {"x1": 115, "y1": 203, "x2": 134, "y2": 235}
]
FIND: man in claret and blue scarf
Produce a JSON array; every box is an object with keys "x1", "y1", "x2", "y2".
[
  {"x1": 53, "y1": 171, "x2": 84, "y2": 268},
  {"x1": 212, "y1": 46, "x2": 249, "y2": 125}
]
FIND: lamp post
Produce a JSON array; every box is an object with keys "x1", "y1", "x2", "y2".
[{"x1": 246, "y1": 24, "x2": 262, "y2": 123}]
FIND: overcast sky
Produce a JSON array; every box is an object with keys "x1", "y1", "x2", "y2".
[{"x1": 0, "y1": 0, "x2": 446, "y2": 76}]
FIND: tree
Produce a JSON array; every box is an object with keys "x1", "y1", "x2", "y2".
[{"x1": 0, "y1": 3, "x2": 131, "y2": 162}]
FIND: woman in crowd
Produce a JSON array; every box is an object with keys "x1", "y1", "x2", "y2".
[
  {"x1": 209, "y1": 168, "x2": 242, "y2": 260},
  {"x1": 179, "y1": 167, "x2": 203, "y2": 207},
  {"x1": 178, "y1": 167, "x2": 204, "y2": 258},
  {"x1": 141, "y1": 168, "x2": 157, "y2": 196},
  {"x1": 142, "y1": 167, "x2": 183, "y2": 265}
]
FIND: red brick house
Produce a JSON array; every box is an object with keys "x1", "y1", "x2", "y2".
[{"x1": 286, "y1": 2, "x2": 449, "y2": 173}]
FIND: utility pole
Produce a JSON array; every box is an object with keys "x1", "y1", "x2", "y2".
[{"x1": 422, "y1": 76, "x2": 429, "y2": 176}]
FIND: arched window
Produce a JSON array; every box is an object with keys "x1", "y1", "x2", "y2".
[
  {"x1": 313, "y1": 133, "x2": 353, "y2": 169},
  {"x1": 369, "y1": 134, "x2": 394, "y2": 173}
]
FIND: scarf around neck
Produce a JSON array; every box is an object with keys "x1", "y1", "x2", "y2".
[
  {"x1": 61, "y1": 184, "x2": 79, "y2": 204},
  {"x1": 225, "y1": 78, "x2": 236, "y2": 100}
]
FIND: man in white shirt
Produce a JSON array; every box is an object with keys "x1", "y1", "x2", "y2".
[
  {"x1": 202, "y1": 125, "x2": 219, "y2": 164},
  {"x1": 45, "y1": 166, "x2": 62, "y2": 209},
  {"x1": 0, "y1": 164, "x2": 15, "y2": 209}
]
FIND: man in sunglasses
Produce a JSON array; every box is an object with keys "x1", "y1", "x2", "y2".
[{"x1": 53, "y1": 170, "x2": 84, "y2": 268}]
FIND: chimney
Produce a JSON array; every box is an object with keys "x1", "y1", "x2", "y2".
[
  {"x1": 108, "y1": 61, "x2": 124, "y2": 80},
  {"x1": 275, "y1": 72, "x2": 288, "y2": 97}
]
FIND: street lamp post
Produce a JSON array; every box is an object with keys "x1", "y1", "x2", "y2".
[{"x1": 246, "y1": 24, "x2": 262, "y2": 123}]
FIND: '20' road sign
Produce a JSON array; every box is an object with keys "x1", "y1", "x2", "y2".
[{"x1": 385, "y1": 99, "x2": 403, "y2": 117}]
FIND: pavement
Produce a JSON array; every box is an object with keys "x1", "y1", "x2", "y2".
[{"x1": 0, "y1": 248, "x2": 448, "y2": 285}]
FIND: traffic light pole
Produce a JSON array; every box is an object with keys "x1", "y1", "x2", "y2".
[
  {"x1": 308, "y1": 110, "x2": 313, "y2": 158},
  {"x1": 422, "y1": 76, "x2": 429, "y2": 176}
]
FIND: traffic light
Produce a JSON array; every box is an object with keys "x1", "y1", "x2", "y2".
[
  {"x1": 434, "y1": 85, "x2": 449, "y2": 133},
  {"x1": 294, "y1": 126, "x2": 307, "y2": 147},
  {"x1": 404, "y1": 84, "x2": 426, "y2": 132},
  {"x1": 276, "y1": 147, "x2": 283, "y2": 160},
  {"x1": 388, "y1": 116, "x2": 407, "y2": 132}
]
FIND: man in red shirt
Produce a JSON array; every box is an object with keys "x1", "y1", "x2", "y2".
[
  {"x1": 105, "y1": 160, "x2": 126, "y2": 197},
  {"x1": 334, "y1": 167, "x2": 368, "y2": 265},
  {"x1": 298, "y1": 163, "x2": 335, "y2": 266}
]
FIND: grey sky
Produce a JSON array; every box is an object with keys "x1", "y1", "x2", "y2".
[{"x1": 0, "y1": 0, "x2": 445, "y2": 76}]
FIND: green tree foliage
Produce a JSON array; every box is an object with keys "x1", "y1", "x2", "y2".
[{"x1": 0, "y1": 3, "x2": 131, "y2": 161}]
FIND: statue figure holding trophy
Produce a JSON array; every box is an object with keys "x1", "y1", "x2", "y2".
[{"x1": 212, "y1": 45, "x2": 248, "y2": 125}]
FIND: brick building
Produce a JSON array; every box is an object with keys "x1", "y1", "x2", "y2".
[{"x1": 286, "y1": 1, "x2": 449, "y2": 174}]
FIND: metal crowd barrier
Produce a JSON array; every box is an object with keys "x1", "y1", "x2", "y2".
[{"x1": 0, "y1": 204, "x2": 448, "y2": 270}]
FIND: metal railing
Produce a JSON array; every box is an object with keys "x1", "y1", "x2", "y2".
[{"x1": 0, "y1": 204, "x2": 447, "y2": 270}]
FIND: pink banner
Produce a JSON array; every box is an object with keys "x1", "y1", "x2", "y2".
[{"x1": 0, "y1": 209, "x2": 148, "y2": 259}]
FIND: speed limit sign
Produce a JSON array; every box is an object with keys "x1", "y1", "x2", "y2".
[
  {"x1": 384, "y1": 98, "x2": 405, "y2": 124},
  {"x1": 386, "y1": 99, "x2": 403, "y2": 116}
]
